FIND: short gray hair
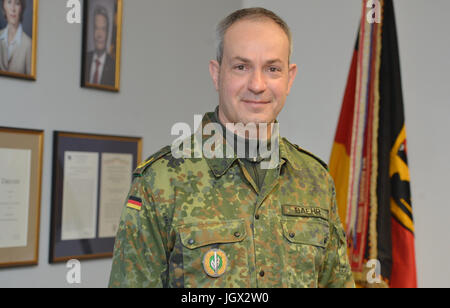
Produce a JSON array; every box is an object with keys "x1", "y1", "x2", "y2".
[{"x1": 215, "y1": 7, "x2": 293, "y2": 64}]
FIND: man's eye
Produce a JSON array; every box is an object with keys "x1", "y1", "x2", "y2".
[
  {"x1": 235, "y1": 64, "x2": 246, "y2": 70},
  {"x1": 268, "y1": 67, "x2": 281, "y2": 73}
]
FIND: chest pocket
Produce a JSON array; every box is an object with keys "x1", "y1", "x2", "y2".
[
  {"x1": 281, "y1": 205, "x2": 330, "y2": 247},
  {"x1": 176, "y1": 219, "x2": 250, "y2": 288},
  {"x1": 281, "y1": 217, "x2": 329, "y2": 248},
  {"x1": 179, "y1": 220, "x2": 247, "y2": 249},
  {"x1": 280, "y1": 206, "x2": 330, "y2": 287}
]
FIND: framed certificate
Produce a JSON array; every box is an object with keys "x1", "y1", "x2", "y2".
[
  {"x1": 0, "y1": 0, "x2": 39, "y2": 80},
  {"x1": 49, "y1": 131, "x2": 141, "y2": 263},
  {"x1": 0, "y1": 127, "x2": 43, "y2": 268},
  {"x1": 80, "y1": 0, "x2": 123, "y2": 92}
]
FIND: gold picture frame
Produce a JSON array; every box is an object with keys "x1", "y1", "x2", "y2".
[
  {"x1": 0, "y1": 127, "x2": 43, "y2": 268},
  {"x1": 80, "y1": 0, "x2": 123, "y2": 92},
  {"x1": 0, "y1": 0, "x2": 39, "y2": 80}
]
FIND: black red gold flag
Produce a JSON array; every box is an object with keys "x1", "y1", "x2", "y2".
[{"x1": 329, "y1": 0, "x2": 417, "y2": 288}]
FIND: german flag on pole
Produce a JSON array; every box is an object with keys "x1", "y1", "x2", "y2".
[{"x1": 329, "y1": 0, "x2": 417, "y2": 288}]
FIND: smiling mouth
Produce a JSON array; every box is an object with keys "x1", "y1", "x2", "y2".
[{"x1": 242, "y1": 100, "x2": 271, "y2": 105}]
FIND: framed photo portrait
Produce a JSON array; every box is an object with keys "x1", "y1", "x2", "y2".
[
  {"x1": 0, "y1": 0, "x2": 38, "y2": 80},
  {"x1": 80, "y1": 0, "x2": 122, "y2": 92},
  {"x1": 0, "y1": 127, "x2": 43, "y2": 268},
  {"x1": 49, "y1": 131, "x2": 141, "y2": 263}
]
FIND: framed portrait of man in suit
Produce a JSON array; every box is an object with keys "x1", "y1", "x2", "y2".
[
  {"x1": 81, "y1": 0, "x2": 122, "y2": 92},
  {"x1": 0, "y1": 0, "x2": 38, "y2": 80}
]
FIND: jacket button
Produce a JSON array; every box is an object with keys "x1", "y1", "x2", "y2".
[
  {"x1": 255, "y1": 214, "x2": 260, "y2": 220},
  {"x1": 188, "y1": 239, "x2": 195, "y2": 245},
  {"x1": 234, "y1": 232, "x2": 241, "y2": 238},
  {"x1": 259, "y1": 270, "x2": 265, "y2": 277},
  {"x1": 289, "y1": 232, "x2": 295, "y2": 238}
]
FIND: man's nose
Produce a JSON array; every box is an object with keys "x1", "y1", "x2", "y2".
[{"x1": 248, "y1": 69, "x2": 267, "y2": 94}]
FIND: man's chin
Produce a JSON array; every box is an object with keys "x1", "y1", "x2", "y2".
[
  {"x1": 239, "y1": 116, "x2": 275, "y2": 126},
  {"x1": 95, "y1": 46, "x2": 106, "y2": 54},
  {"x1": 238, "y1": 106, "x2": 277, "y2": 124},
  {"x1": 95, "y1": 44, "x2": 106, "y2": 52}
]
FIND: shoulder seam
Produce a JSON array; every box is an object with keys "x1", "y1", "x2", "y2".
[
  {"x1": 133, "y1": 145, "x2": 171, "y2": 177},
  {"x1": 283, "y1": 138, "x2": 329, "y2": 171}
]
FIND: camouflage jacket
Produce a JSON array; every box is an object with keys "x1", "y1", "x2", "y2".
[{"x1": 109, "y1": 111, "x2": 355, "y2": 288}]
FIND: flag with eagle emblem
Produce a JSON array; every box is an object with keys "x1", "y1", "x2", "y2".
[{"x1": 329, "y1": 0, "x2": 417, "y2": 288}]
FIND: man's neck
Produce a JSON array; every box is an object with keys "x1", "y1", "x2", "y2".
[
  {"x1": 216, "y1": 108, "x2": 275, "y2": 141},
  {"x1": 212, "y1": 107, "x2": 276, "y2": 162}
]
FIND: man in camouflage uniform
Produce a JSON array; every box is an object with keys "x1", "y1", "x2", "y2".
[{"x1": 109, "y1": 7, "x2": 354, "y2": 288}]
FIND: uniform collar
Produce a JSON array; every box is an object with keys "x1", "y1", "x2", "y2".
[
  {"x1": 200, "y1": 110, "x2": 300, "y2": 177},
  {"x1": 279, "y1": 137, "x2": 302, "y2": 171},
  {"x1": 201, "y1": 111, "x2": 238, "y2": 177}
]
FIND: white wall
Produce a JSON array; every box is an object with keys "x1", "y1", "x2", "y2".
[
  {"x1": 1, "y1": 0, "x2": 449, "y2": 288},
  {"x1": 243, "y1": 0, "x2": 450, "y2": 288},
  {"x1": 394, "y1": 0, "x2": 450, "y2": 288},
  {"x1": 0, "y1": 0, "x2": 241, "y2": 287}
]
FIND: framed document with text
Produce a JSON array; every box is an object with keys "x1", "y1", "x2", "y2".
[
  {"x1": 49, "y1": 131, "x2": 141, "y2": 263},
  {"x1": 0, "y1": 127, "x2": 43, "y2": 268}
]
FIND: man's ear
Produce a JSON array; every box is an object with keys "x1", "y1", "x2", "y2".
[
  {"x1": 286, "y1": 63, "x2": 298, "y2": 95},
  {"x1": 209, "y1": 60, "x2": 220, "y2": 91}
]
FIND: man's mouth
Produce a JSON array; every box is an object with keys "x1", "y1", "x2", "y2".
[{"x1": 242, "y1": 100, "x2": 271, "y2": 105}]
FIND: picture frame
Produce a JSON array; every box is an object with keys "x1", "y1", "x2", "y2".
[
  {"x1": 80, "y1": 0, "x2": 123, "y2": 92},
  {"x1": 49, "y1": 131, "x2": 142, "y2": 263},
  {"x1": 0, "y1": 127, "x2": 43, "y2": 268},
  {"x1": 0, "y1": 0, "x2": 39, "y2": 80}
]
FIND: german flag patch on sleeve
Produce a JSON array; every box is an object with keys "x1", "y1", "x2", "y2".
[{"x1": 126, "y1": 196, "x2": 142, "y2": 211}]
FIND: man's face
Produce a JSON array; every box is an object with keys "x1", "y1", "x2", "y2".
[
  {"x1": 94, "y1": 14, "x2": 108, "y2": 53},
  {"x1": 3, "y1": 0, "x2": 22, "y2": 28},
  {"x1": 210, "y1": 18, "x2": 297, "y2": 125}
]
